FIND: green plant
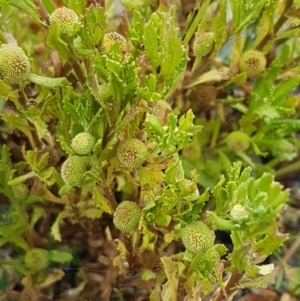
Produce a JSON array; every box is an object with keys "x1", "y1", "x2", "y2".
[{"x1": 0, "y1": 0, "x2": 299, "y2": 300}]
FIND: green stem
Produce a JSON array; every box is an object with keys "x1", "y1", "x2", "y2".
[
  {"x1": 275, "y1": 160, "x2": 300, "y2": 177},
  {"x1": 209, "y1": 212, "x2": 236, "y2": 231},
  {"x1": 7, "y1": 171, "x2": 35, "y2": 186}
]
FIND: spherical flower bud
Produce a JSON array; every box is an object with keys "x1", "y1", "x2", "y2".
[
  {"x1": 239, "y1": 50, "x2": 266, "y2": 77},
  {"x1": 99, "y1": 83, "x2": 113, "y2": 102},
  {"x1": 11, "y1": 183, "x2": 30, "y2": 201},
  {"x1": 227, "y1": 131, "x2": 250, "y2": 152},
  {"x1": 0, "y1": 44, "x2": 30, "y2": 84},
  {"x1": 192, "y1": 85, "x2": 217, "y2": 112},
  {"x1": 61, "y1": 156, "x2": 89, "y2": 187},
  {"x1": 113, "y1": 201, "x2": 142, "y2": 234},
  {"x1": 71, "y1": 132, "x2": 95, "y2": 155},
  {"x1": 49, "y1": 7, "x2": 79, "y2": 36},
  {"x1": 230, "y1": 204, "x2": 250, "y2": 223},
  {"x1": 193, "y1": 32, "x2": 214, "y2": 58},
  {"x1": 102, "y1": 32, "x2": 128, "y2": 56},
  {"x1": 182, "y1": 221, "x2": 214, "y2": 253},
  {"x1": 117, "y1": 138, "x2": 147, "y2": 169},
  {"x1": 141, "y1": 250, "x2": 164, "y2": 274},
  {"x1": 24, "y1": 248, "x2": 49, "y2": 273}
]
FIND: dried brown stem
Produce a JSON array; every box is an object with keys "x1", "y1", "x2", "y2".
[{"x1": 211, "y1": 271, "x2": 244, "y2": 301}]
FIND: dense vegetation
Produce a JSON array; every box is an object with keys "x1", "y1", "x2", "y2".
[{"x1": 0, "y1": 0, "x2": 299, "y2": 300}]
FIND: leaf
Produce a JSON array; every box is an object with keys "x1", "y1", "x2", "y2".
[
  {"x1": 79, "y1": 208, "x2": 103, "y2": 219},
  {"x1": 28, "y1": 73, "x2": 66, "y2": 88},
  {"x1": 48, "y1": 250, "x2": 73, "y2": 263},
  {"x1": 237, "y1": 267, "x2": 279, "y2": 289},
  {"x1": 144, "y1": 13, "x2": 160, "y2": 70},
  {"x1": 51, "y1": 210, "x2": 74, "y2": 241},
  {"x1": 93, "y1": 186, "x2": 113, "y2": 214},
  {"x1": 186, "y1": 68, "x2": 231, "y2": 87},
  {"x1": 113, "y1": 239, "x2": 130, "y2": 275},
  {"x1": 7, "y1": 0, "x2": 45, "y2": 24},
  {"x1": 161, "y1": 257, "x2": 179, "y2": 301}
]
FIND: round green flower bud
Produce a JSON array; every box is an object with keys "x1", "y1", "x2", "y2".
[
  {"x1": 11, "y1": 183, "x2": 30, "y2": 201},
  {"x1": 193, "y1": 32, "x2": 214, "y2": 58},
  {"x1": 61, "y1": 156, "x2": 89, "y2": 187},
  {"x1": 117, "y1": 138, "x2": 147, "y2": 169},
  {"x1": 71, "y1": 132, "x2": 95, "y2": 155},
  {"x1": 227, "y1": 131, "x2": 250, "y2": 152},
  {"x1": 239, "y1": 50, "x2": 266, "y2": 77},
  {"x1": 49, "y1": 7, "x2": 79, "y2": 36},
  {"x1": 24, "y1": 248, "x2": 49, "y2": 273},
  {"x1": 99, "y1": 83, "x2": 113, "y2": 102},
  {"x1": 230, "y1": 204, "x2": 250, "y2": 223},
  {"x1": 182, "y1": 221, "x2": 214, "y2": 253},
  {"x1": 0, "y1": 44, "x2": 30, "y2": 84},
  {"x1": 102, "y1": 32, "x2": 128, "y2": 56},
  {"x1": 113, "y1": 201, "x2": 142, "y2": 234}
]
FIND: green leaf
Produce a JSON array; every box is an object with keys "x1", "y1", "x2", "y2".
[
  {"x1": 7, "y1": 0, "x2": 46, "y2": 24},
  {"x1": 161, "y1": 257, "x2": 179, "y2": 301},
  {"x1": 93, "y1": 186, "x2": 113, "y2": 214},
  {"x1": 144, "y1": 13, "x2": 160, "y2": 70},
  {"x1": 51, "y1": 210, "x2": 74, "y2": 241},
  {"x1": 48, "y1": 250, "x2": 73, "y2": 263},
  {"x1": 28, "y1": 73, "x2": 66, "y2": 88}
]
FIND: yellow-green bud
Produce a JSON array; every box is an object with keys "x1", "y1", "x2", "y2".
[
  {"x1": 71, "y1": 132, "x2": 95, "y2": 155},
  {"x1": 182, "y1": 221, "x2": 214, "y2": 253},
  {"x1": 113, "y1": 201, "x2": 142, "y2": 234},
  {"x1": 239, "y1": 50, "x2": 266, "y2": 77},
  {"x1": 193, "y1": 32, "x2": 214, "y2": 58},
  {"x1": 230, "y1": 204, "x2": 250, "y2": 223},
  {"x1": 0, "y1": 44, "x2": 30, "y2": 84},
  {"x1": 117, "y1": 138, "x2": 147, "y2": 169},
  {"x1": 99, "y1": 83, "x2": 113, "y2": 102},
  {"x1": 24, "y1": 248, "x2": 49, "y2": 272},
  {"x1": 11, "y1": 183, "x2": 30, "y2": 201},
  {"x1": 227, "y1": 131, "x2": 250, "y2": 152},
  {"x1": 102, "y1": 32, "x2": 128, "y2": 56},
  {"x1": 49, "y1": 7, "x2": 79, "y2": 36},
  {"x1": 61, "y1": 156, "x2": 89, "y2": 187}
]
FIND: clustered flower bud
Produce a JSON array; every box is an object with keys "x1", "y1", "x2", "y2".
[
  {"x1": 99, "y1": 83, "x2": 113, "y2": 102},
  {"x1": 0, "y1": 44, "x2": 30, "y2": 84},
  {"x1": 193, "y1": 32, "x2": 214, "y2": 58},
  {"x1": 230, "y1": 204, "x2": 250, "y2": 223},
  {"x1": 227, "y1": 131, "x2": 250, "y2": 152},
  {"x1": 141, "y1": 250, "x2": 164, "y2": 274},
  {"x1": 113, "y1": 200, "x2": 142, "y2": 234},
  {"x1": 24, "y1": 248, "x2": 49, "y2": 273},
  {"x1": 11, "y1": 183, "x2": 30, "y2": 201},
  {"x1": 61, "y1": 156, "x2": 89, "y2": 187},
  {"x1": 192, "y1": 85, "x2": 217, "y2": 113},
  {"x1": 182, "y1": 221, "x2": 214, "y2": 253},
  {"x1": 71, "y1": 132, "x2": 95, "y2": 155},
  {"x1": 117, "y1": 138, "x2": 147, "y2": 169},
  {"x1": 239, "y1": 50, "x2": 266, "y2": 77},
  {"x1": 102, "y1": 32, "x2": 128, "y2": 56},
  {"x1": 49, "y1": 7, "x2": 79, "y2": 36}
]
